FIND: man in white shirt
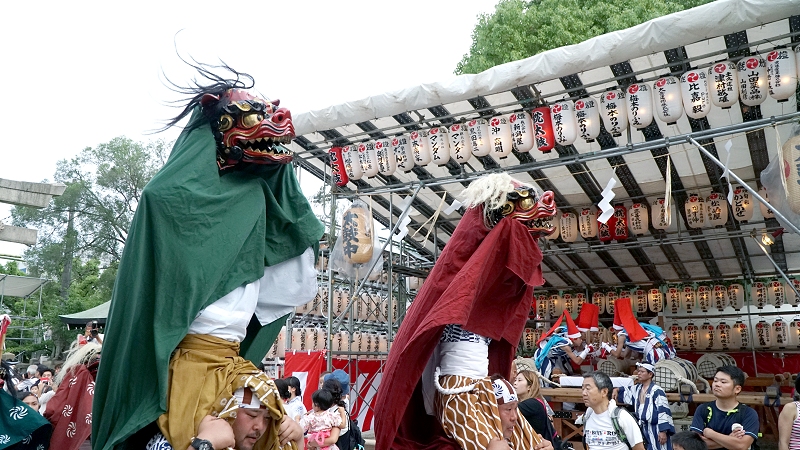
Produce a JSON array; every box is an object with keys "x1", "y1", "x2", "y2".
[{"x1": 582, "y1": 371, "x2": 645, "y2": 450}]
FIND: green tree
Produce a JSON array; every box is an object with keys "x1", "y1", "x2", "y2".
[{"x1": 456, "y1": 0, "x2": 714, "y2": 75}]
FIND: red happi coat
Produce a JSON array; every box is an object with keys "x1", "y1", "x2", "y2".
[
  {"x1": 44, "y1": 364, "x2": 96, "y2": 450},
  {"x1": 373, "y1": 206, "x2": 545, "y2": 450}
]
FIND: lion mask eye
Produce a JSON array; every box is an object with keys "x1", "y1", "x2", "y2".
[
  {"x1": 519, "y1": 197, "x2": 534, "y2": 211},
  {"x1": 218, "y1": 115, "x2": 234, "y2": 132},
  {"x1": 241, "y1": 113, "x2": 264, "y2": 129},
  {"x1": 501, "y1": 201, "x2": 515, "y2": 215}
]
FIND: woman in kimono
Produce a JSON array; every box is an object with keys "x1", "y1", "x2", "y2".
[{"x1": 615, "y1": 362, "x2": 674, "y2": 450}]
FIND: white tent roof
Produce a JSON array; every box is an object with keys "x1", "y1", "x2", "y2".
[{"x1": 0, "y1": 274, "x2": 47, "y2": 299}]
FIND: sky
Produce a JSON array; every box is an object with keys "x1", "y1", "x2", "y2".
[{"x1": 0, "y1": 0, "x2": 499, "y2": 259}]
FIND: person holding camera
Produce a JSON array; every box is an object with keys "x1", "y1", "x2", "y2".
[{"x1": 82, "y1": 320, "x2": 103, "y2": 344}]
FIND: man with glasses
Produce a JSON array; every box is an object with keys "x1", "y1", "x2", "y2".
[{"x1": 582, "y1": 371, "x2": 645, "y2": 450}]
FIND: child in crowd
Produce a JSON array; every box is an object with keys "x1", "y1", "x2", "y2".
[
  {"x1": 299, "y1": 389, "x2": 343, "y2": 450},
  {"x1": 672, "y1": 431, "x2": 707, "y2": 450}
]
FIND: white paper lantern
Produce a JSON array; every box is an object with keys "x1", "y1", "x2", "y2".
[
  {"x1": 680, "y1": 70, "x2": 711, "y2": 120},
  {"x1": 685, "y1": 194, "x2": 705, "y2": 228},
  {"x1": 536, "y1": 294, "x2": 548, "y2": 318},
  {"x1": 448, "y1": 123, "x2": 472, "y2": 163},
  {"x1": 316, "y1": 286, "x2": 329, "y2": 317},
  {"x1": 523, "y1": 328, "x2": 537, "y2": 353},
  {"x1": 653, "y1": 76, "x2": 684, "y2": 124},
  {"x1": 756, "y1": 319, "x2": 772, "y2": 349},
  {"x1": 651, "y1": 198, "x2": 672, "y2": 230},
  {"x1": 560, "y1": 212, "x2": 578, "y2": 243},
  {"x1": 626, "y1": 83, "x2": 654, "y2": 129},
  {"x1": 391, "y1": 135, "x2": 416, "y2": 172},
  {"x1": 551, "y1": 100, "x2": 578, "y2": 146},
  {"x1": 275, "y1": 327, "x2": 286, "y2": 358},
  {"x1": 699, "y1": 322, "x2": 715, "y2": 350},
  {"x1": 375, "y1": 138, "x2": 397, "y2": 176},
  {"x1": 713, "y1": 285, "x2": 728, "y2": 312},
  {"x1": 728, "y1": 283, "x2": 744, "y2": 311},
  {"x1": 768, "y1": 280, "x2": 787, "y2": 307},
  {"x1": 670, "y1": 323, "x2": 685, "y2": 350},
  {"x1": 633, "y1": 289, "x2": 648, "y2": 313},
  {"x1": 600, "y1": 90, "x2": 628, "y2": 137},
  {"x1": 563, "y1": 293, "x2": 576, "y2": 315},
  {"x1": 296, "y1": 299, "x2": 314, "y2": 315},
  {"x1": 667, "y1": 287, "x2": 681, "y2": 314},
  {"x1": 697, "y1": 285, "x2": 712, "y2": 312},
  {"x1": 574, "y1": 98, "x2": 601, "y2": 142},
  {"x1": 509, "y1": 111, "x2": 535, "y2": 152},
  {"x1": 485, "y1": 116, "x2": 512, "y2": 159},
  {"x1": 628, "y1": 202, "x2": 649, "y2": 235},
  {"x1": 548, "y1": 293, "x2": 563, "y2": 318},
  {"x1": 333, "y1": 288, "x2": 349, "y2": 318},
  {"x1": 737, "y1": 56, "x2": 768, "y2": 106},
  {"x1": 605, "y1": 291, "x2": 618, "y2": 316},
  {"x1": 751, "y1": 281, "x2": 768, "y2": 309},
  {"x1": 773, "y1": 318, "x2": 789, "y2": 348},
  {"x1": 681, "y1": 286, "x2": 697, "y2": 313},
  {"x1": 579, "y1": 207, "x2": 598, "y2": 239},
  {"x1": 731, "y1": 186, "x2": 754, "y2": 222},
  {"x1": 789, "y1": 317, "x2": 800, "y2": 348},
  {"x1": 706, "y1": 193, "x2": 728, "y2": 227},
  {"x1": 467, "y1": 119, "x2": 491, "y2": 157},
  {"x1": 766, "y1": 48, "x2": 798, "y2": 102},
  {"x1": 708, "y1": 61, "x2": 740, "y2": 108},
  {"x1": 759, "y1": 186, "x2": 775, "y2": 219},
  {"x1": 684, "y1": 322, "x2": 698, "y2": 351},
  {"x1": 592, "y1": 291, "x2": 606, "y2": 314},
  {"x1": 357, "y1": 142, "x2": 380, "y2": 178},
  {"x1": 575, "y1": 293, "x2": 587, "y2": 313},
  {"x1": 342, "y1": 144, "x2": 363, "y2": 180},
  {"x1": 427, "y1": 127, "x2": 451, "y2": 165},
  {"x1": 648, "y1": 288, "x2": 663, "y2": 313},
  {"x1": 731, "y1": 321, "x2": 750, "y2": 350},
  {"x1": 409, "y1": 130, "x2": 432, "y2": 166},
  {"x1": 717, "y1": 321, "x2": 731, "y2": 350},
  {"x1": 290, "y1": 327, "x2": 305, "y2": 351},
  {"x1": 789, "y1": 279, "x2": 800, "y2": 307}
]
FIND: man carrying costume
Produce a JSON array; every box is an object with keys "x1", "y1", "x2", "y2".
[
  {"x1": 374, "y1": 173, "x2": 558, "y2": 450},
  {"x1": 92, "y1": 66, "x2": 322, "y2": 450},
  {"x1": 605, "y1": 298, "x2": 674, "y2": 365}
]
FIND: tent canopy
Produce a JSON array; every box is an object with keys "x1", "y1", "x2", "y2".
[
  {"x1": 290, "y1": 0, "x2": 800, "y2": 290},
  {"x1": 59, "y1": 301, "x2": 110, "y2": 328},
  {"x1": 0, "y1": 274, "x2": 47, "y2": 299}
]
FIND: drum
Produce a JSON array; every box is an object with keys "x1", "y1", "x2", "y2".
[
  {"x1": 596, "y1": 358, "x2": 632, "y2": 377},
  {"x1": 696, "y1": 353, "x2": 736, "y2": 379},
  {"x1": 654, "y1": 358, "x2": 697, "y2": 392}
]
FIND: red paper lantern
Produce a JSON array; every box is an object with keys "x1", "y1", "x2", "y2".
[
  {"x1": 612, "y1": 204, "x2": 628, "y2": 241},
  {"x1": 598, "y1": 219, "x2": 613, "y2": 243},
  {"x1": 328, "y1": 147, "x2": 349, "y2": 187},
  {"x1": 531, "y1": 106, "x2": 555, "y2": 153}
]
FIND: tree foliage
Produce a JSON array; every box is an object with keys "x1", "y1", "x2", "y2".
[{"x1": 456, "y1": 0, "x2": 714, "y2": 75}]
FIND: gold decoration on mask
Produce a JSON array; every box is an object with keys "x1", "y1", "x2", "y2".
[
  {"x1": 219, "y1": 115, "x2": 234, "y2": 132},
  {"x1": 234, "y1": 101, "x2": 252, "y2": 111},
  {"x1": 241, "y1": 113, "x2": 263, "y2": 129},
  {"x1": 501, "y1": 201, "x2": 514, "y2": 215},
  {"x1": 519, "y1": 197, "x2": 534, "y2": 211}
]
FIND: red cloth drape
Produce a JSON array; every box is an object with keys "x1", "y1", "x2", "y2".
[{"x1": 44, "y1": 365, "x2": 95, "y2": 450}]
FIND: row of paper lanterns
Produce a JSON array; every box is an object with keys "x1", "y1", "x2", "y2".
[
  {"x1": 295, "y1": 287, "x2": 399, "y2": 322},
  {"x1": 533, "y1": 278, "x2": 800, "y2": 318},
  {"x1": 328, "y1": 48, "x2": 800, "y2": 186},
  {"x1": 547, "y1": 187, "x2": 773, "y2": 243},
  {"x1": 266, "y1": 326, "x2": 388, "y2": 358},
  {"x1": 669, "y1": 316, "x2": 800, "y2": 351}
]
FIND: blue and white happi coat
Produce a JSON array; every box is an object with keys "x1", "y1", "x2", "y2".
[
  {"x1": 619, "y1": 330, "x2": 675, "y2": 365},
  {"x1": 618, "y1": 382, "x2": 675, "y2": 450},
  {"x1": 533, "y1": 334, "x2": 574, "y2": 383}
]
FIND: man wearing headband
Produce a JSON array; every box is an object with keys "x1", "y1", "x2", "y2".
[
  {"x1": 615, "y1": 363, "x2": 674, "y2": 450},
  {"x1": 147, "y1": 386, "x2": 304, "y2": 450}
]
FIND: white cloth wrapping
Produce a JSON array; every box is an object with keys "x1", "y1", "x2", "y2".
[{"x1": 422, "y1": 340, "x2": 490, "y2": 415}]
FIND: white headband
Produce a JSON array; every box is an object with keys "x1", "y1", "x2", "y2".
[
  {"x1": 233, "y1": 387, "x2": 266, "y2": 409},
  {"x1": 492, "y1": 378, "x2": 518, "y2": 405}
]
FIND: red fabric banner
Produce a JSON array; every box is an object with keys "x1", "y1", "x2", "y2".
[
  {"x1": 284, "y1": 350, "x2": 327, "y2": 409},
  {"x1": 681, "y1": 351, "x2": 800, "y2": 388}
]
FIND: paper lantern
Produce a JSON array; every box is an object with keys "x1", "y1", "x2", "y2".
[
  {"x1": 681, "y1": 286, "x2": 697, "y2": 313},
  {"x1": 731, "y1": 321, "x2": 750, "y2": 350},
  {"x1": 358, "y1": 141, "x2": 380, "y2": 177},
  {"x1": 751, "y1": 281, "x2": 768, "y2": 309},
  {"x1": 409, "y1": 130, "x2": 432, "y2": 166},
  {"x1": 783, "y1": 134, "x2": 800, "y2": 214},
  {"x1": 737, "y1": 56, "x2": 768, "y2": 106},
  {"x1": 731, "y1": 186, "x2": 754, "y2": 222},
  {"x1": 789, "y1": 279, "x2": 800, "y2": 307},
  {"x1": 628, "y1": 202, "x2": 649, "y2": 235},
  {"x1": 699, "y1": 322, "x2": 715, "y2": 350},
  {"x1": 427, "y1": 126, "x2": 451, "y2": 165},
  {"x1": 575, "y1": 293, "x2": 587, "y2": 313},
  {"x1": 728, "y1": 283, "x2": 744, "y2": 311},
  {"x1": 531, "y1": 107, "x2": 556, "y2": 153},
  {"x1": 560, "y1": 212, "x2": 578, "y2": 243},
  {"x1": 509, "y1": 111, "x2": 535, "y2": 152},
  {"x1": 563, "y1": 293, "x2": 576, "y2": 315},
  {"x1": 666, "y1": 287, "x2": 681, "y2": 314},
  {"x1": 536, "y1": 294, "x2": 548, "y2": 318},
  {"x1": 708, "y1": 61, "x2": 740, "y2": 108},
  {"x1": 766, "y1": 48, "x2": 798, "y2": 101},
  {"x1": 275, "y1": 327, "x2": 286, "y2": 358},
  {"x1": 488, "y1": 116, "x2": 513, "y2": 159},
  {"x1": 342, "y1": 144, "x2": 363, "y2": 180},
  {"x1": 706, "y1": 193, "x2": 728, "y2": 227},
  {"x1": 651, "y1": 198, "x2": 672, "y2": 230},
  {"x1": 605, "y1": 291, "x2": 618, "y2": 316},
  {"x1": 375, "y1": 138, "x2": 397, "y2": 176},
  {"x1": 768, "y1": 280, "x2": 786, "y2": 307},
  {"x1": 466, "y1": 119, "x2": 492, "y2": 157},
  {"x1": 551, "y1": 100, "x2": 578, "y2": 146},
  {"x1": 684, "y1": 322, "x2": 698, "y2": 351},
  {"x1": 612, "y1": 204, "x2": 629, "y2": 241},
  {"x1": 633, "y1": 289, "x2": 648, "y2": 313},
  {"x1": 296, "y1": 298, "x2": 314, "y2": 315},
  {"x1": 697, "y1": 285, "x2": 712, "y2": 312},
  {"x1": 626, "y1": 83, "x2": 654, "y2": 129},
  {"x1": 391, "y1": 135, "x2": 415, "y2": 172},
  {"x1": 790, "y1": 317, "x2": 800, "y2": 348},
  {"x1": 713, "y1": 284, "x2": 728, "y2": 311},
  {"x1": 379, "y1": 333, "x2": 388, "y2": 355},
  {"x1": 670, "y1": 324, "x2": 685, "y2": 350},
  {"x1": 316, "y1": 286, "x2": 329, "y2": 317},
  {"x1": 333, "y1": 288, "x2": 348, "y2": 318},
  {"x1": 592, "y1": 291, "x2": 606, "y2": 314},
  {"x1": 717, "y1": 322, "x2": 731, "y2": 350},
  {"x1": 523, "y1": 328, "x2": 537, "y2": 353},
  {"x1": 599, "y1": 90, "x2": 628, "y2": 137},
  {"x1": 598, "y1": 220, "x2": 613, "y2": 243},
  {"x1": 574, "y1": 98, "x2": 601, "y2": 142},
  {"x1": 653, "y1": 76, "x2": 684, "y2": 124},
  {"x1": 684, "y1": 194, "x2": 705, "y2": 228},
  {"x1": 773, "y1": 319, "x2": 789, "y2": 348},
  {"x1": 290, "y1": 327, "x2": 305, "y2": 351},
  {"x1": 448, "y1": 123, "x2": 472, "y2": 163},
  {"x1": 648, "y1": 288, "x2": 663, "y2": 313},
  {"x1": 759, "y1": 186, "x2": 775, "y2": 219},
  {"x1": 328, "y1": 147, "x2": 349, "y2": 186},
  {"x1": 680, "y1": 70, "x2": 711, "y2": 120},
  {"x1": 548, "y1": 293, "x2": 563, "y2": 318},
  {"x1": 579, "y1": 207, "x2": 598, "y2": 239},
  {"x1": 756, "y1": 319, "x2": 772, "y2": 349}
]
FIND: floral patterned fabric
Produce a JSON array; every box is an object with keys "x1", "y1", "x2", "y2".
[
  {"x1": 0, "y1": 389, "x2": 52, "y2": 450},
  {"x1": 299, "y1": 407, "x2": 342, "y2": 450},
  {"x1": 43, "y1": 365, "x2": 94, "y2": 450}
]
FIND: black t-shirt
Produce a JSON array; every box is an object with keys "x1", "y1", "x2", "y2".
[{"x1": 518, "y1": 398, "x2": 556, "y2": 442}]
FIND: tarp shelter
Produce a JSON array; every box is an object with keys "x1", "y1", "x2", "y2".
[
  {"x1": 0, "y1": 274, "x2": 48, "y2": 300},
  {"x1": 59, "y1": 301, "x2": 110, "y2": 329}
]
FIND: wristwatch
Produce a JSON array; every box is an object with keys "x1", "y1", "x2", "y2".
[{"x1": 190, "y1": 437, "x2": 214, "y2": 450}]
